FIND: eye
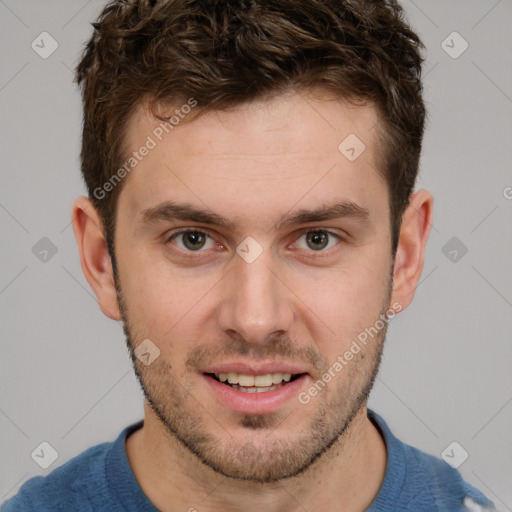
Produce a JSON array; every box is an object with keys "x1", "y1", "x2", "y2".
[
  {"x1": 168, "y1": 229, "x2": 218, "y2": 252},
  {"x1": 295, "y1": 230, "x2": 340, "y2": 251}
]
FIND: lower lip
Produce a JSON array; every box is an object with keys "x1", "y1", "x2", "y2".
[{"x1": 202, "y1": 374, "x2": 309, "y2": 414}]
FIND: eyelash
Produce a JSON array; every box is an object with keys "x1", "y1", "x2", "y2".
[{"x1": 164, "y1": 227, "x2": 344, "y2": 259}]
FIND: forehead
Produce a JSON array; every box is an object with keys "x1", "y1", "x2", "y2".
[
  {"x1": 118, "y1": 91, "x2": 386, "y2": 229},
  {"x1": 125, "y1": 91, "x2": 380, "y2": 162}
]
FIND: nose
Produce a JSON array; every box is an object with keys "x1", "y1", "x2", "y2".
[{"x1": 216, "y1": 249, "x2": 295, "y2": 347}]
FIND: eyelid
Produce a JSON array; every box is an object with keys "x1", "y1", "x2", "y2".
[{"x1": 165, "y1": 227, "x2": 212, "y2": 242}]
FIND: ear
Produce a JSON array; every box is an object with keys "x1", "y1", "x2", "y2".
[
  {"x1": 71, "y1": 196, "x2": 121, "y2": 320},
  {"x1": 390, "y1": 189, "x2": 434, "y2": 312}
]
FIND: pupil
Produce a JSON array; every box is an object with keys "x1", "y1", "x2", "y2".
[
  {"x1": 307, "y1": 231, "x2": 328, "y2": 250},
  {"x1": 184, "y1": 232, "x2": 205, "y2": 250}
]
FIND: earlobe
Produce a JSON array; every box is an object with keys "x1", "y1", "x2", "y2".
[
  {"x1": 71, "y1": 196, "x2": 122, "y2": 321},
  {"x1": 390, "y1": 189, "x2": 434, "y2": 312}
]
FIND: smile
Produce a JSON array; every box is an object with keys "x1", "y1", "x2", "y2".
[
  {"x1": 203, "y1": 371, "x2": 309, "y2": 414},
  {"x1": 207, "y1": 372, "x2": 302, "y2": 393}
]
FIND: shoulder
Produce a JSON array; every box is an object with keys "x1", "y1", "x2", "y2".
[
  {"x1": 368, "y1": 410, "x2": 495, "y2": 512},
  {"x1": 0, "y1": 441, "x2": 111, "y2": 512},
  {"x1": 402, "y1": 443, "x2": 494, "y2": 511}
]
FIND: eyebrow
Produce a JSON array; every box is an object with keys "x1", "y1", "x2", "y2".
[
  {"x1": 140, "y1": 199, "x2": 370, "y2": 231},
  {"x1": 140, "y1": 201, "x2": 237, "y2": 230},
  {"x1": 278, "y1": 201, "x2": 370, "y2": 229}
]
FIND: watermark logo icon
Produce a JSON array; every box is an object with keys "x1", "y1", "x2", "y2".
[
  {"x1": 236, "y1": 236, "x2": 263, "y2": 264},
  {"x1": 31, "y1": 32, "x2": 59, "y2": 59},
  {"x1": 442, "y1": 236, "x2": 468, "y2": 263},
  {"x1": 31, "y1": 441, "x2": 59, "y2": 469},
  {"x1": 134, "y1": 339, "x2": 160, "y2": 366},
  {"x1": 32, "y1": 237, "x2": 58, "y2": 263},
  {"x1": 441, "y1": 31, "x2": 468, "y2": 59},
  {"x1": 338, "y1": 134, "x2": 366, "y2": 162},
  {"x1": 441, "y1": 441, "x2": 469, "y2": 469}
]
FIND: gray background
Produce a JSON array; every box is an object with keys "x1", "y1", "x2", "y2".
[{"x1": 1, "y1": 0, "x2": 511, "y2": 508}]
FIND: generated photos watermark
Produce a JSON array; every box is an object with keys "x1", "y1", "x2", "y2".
[
  {"x1": 93, "y1": 98, "x2": 198, "y2": 200},
  {"x1": 298, "y1": 301, "x2": 403, "y2": 405}
]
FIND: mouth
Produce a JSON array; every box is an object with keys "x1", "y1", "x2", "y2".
[
  {"x1": 205, "y1": 372, "x2": 305, "y2": 393},
  {"x1": 202, "y1": 368, "x2": 309, "y2": 414}
]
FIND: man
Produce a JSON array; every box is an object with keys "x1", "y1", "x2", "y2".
[{"x1": 1, "y1": 0, "x2": 496, "y2": 511}]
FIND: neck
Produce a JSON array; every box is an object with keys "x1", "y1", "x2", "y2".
[{"x1": 126, "y1": 403, "x2": 386, "y2": 512}]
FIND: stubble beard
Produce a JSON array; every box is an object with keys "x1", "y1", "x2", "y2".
[{"x1": 115, "y1": 274, "x2": 391, "y2": 483}]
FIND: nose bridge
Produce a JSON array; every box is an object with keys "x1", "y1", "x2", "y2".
[{"x1": 217, "y1": 248, "x2": 293, "y2": 344}]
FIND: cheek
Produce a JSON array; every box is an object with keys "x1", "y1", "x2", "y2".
[
  {"x1": 294, "y1": 258, "x2": 390, "y2": 347},
  {"x1": 119, "y1": 254, "x2": 218, "y2": 337}
]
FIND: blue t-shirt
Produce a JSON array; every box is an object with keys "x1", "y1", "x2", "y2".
[{"x1": 1, "y1": 410, "x2": 495, "y2": 512}]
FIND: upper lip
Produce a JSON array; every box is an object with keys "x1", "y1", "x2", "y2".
[{"x1": 202, "y1": 361, "x2": 310, "y2": 376}]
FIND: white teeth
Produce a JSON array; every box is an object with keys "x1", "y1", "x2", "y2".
[
  {"x1": 238, "y1": 374, "x2": 255, "y2": 387},
  {"x1": 215, "y1": 372, "x2": 293, "y2": 387},
  {"x1": 272, "y1": 373, "x2": 284, "y2": 384},
  {"x1": 254, "y1": 374, "x2": 273, "y2": 387},
  {"x1": 230, "y1": 384, "x2": 280, "y2": 393},
  {"x1": 226, "y1": 372, "x2": 238, "y2": 384}
]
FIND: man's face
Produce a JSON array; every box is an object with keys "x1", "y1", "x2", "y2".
[{"x1": 113, "y1": 91, "x2": 396, "y2": 482}]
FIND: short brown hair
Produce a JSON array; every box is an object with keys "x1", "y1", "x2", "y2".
[{"x1": 75, "y1": 0, "x2": 425, "y2": 259}]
